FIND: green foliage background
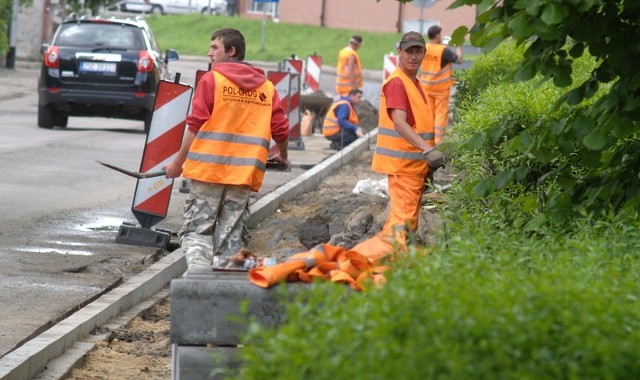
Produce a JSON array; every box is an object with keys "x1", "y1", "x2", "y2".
[{"x1": 447, "y1": 0, "x2": 640, "y2": 224}]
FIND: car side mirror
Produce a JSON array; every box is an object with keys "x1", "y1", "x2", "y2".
[
  {"x1": 165, "y1": 49, "x2": 179, "y2": 64},
  {"x1": 40, "y1": 43, "x2": 50, "y2": 55}
]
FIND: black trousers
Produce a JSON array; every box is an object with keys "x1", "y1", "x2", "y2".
[{"x1": 326, "y1": 128, "x2": 358, "y2": 149}]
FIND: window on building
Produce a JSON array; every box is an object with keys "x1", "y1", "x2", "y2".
[{"x1": 248, "y1": 0, "x2": 279, "y2": 17}]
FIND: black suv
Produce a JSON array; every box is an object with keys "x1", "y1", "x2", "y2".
[{"x1": 38, "y1": 15, "x2": 179, "y2": 132}]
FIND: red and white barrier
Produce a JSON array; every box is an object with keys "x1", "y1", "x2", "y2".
[
  {"x1": 132, "y1": 80, "x2": 192, "y2": 228},
  {"x1": 283, "y1": 58, "x2": 304, "y2": 78},
  {"x1": 267, "y1": 70, "x2": 305, "y2": 155},
  {"x1": 288, "y1": 72, "x2": 302, "y2": 147},
  {"x1": 383, "y1": 53, "x2": 398, "y2": 82},
  {"x1": 267, "y1": 71, "x2": 291, "y2": 157},
  {"x1": 305, "y1": 54, "x2": 322, "y2": 92}
]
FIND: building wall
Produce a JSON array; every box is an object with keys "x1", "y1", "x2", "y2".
[
  {"x1": 273, "y1": 0, "x2": 475, "y2": 35},
  {"x1": 15, "y1": 1, "x2": 46, "y2": 60}
]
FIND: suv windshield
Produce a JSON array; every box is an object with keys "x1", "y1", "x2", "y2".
[{"x1": 56, "y1": 23, "x2": 145, "y2": 50}]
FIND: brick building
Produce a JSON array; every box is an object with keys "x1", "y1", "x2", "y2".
[{"x1": 239, "y1": 0, "x2": 476, "y2": 36}]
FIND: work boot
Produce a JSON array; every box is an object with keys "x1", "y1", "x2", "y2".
[
  {"x1": 183, "y1": 265, "x2": 212, "y2": 277},
  {"x1": 329, "y1": 141, "x2": 341, "y2": 151}
]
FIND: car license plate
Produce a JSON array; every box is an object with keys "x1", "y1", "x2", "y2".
[{"x1": 79, "y1": 61, "x2": 116, "y2": 74}]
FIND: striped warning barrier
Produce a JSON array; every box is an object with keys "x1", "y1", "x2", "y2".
[
  {"x1": 267, "y1": 70, "x2": 305, "y2": 155},
  {"x1": 267, "y1": 71, "x2": 291, "y2": 157},
  {"x1": 305, "y1": 54, "x2": 322, "y2": 92},
  {"x1": 287, "y1": 72, "x2": 304, "y2": 150},
  {"x1": 131, "y1": 80, "x2": 193, "y2": 228},
  {"x1": 383, "y1": 53, "x2": 398, "y2": 81},
  {"x1": 283, "y1": 58, "x2": 304, "y2": 78}
]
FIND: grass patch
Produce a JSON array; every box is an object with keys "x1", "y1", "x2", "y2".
[{"x1": 148, "y1": 14, "x2": 413, "y2": 70}]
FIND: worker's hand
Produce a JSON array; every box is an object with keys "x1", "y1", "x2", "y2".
[
  {"x1": 423, "y1": 148, "x2": 445, "y2": 171},
  {"x1": 163, "y1": 161, "x2": 183, "y2": 178},
  {"x1": 356, "y1": 127, "x2": 364, "y2": 138},
  {"x1": 271, "y1": 154, "x2": 290, "y2": 170}
]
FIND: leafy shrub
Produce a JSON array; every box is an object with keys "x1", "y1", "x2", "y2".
[
  {"x1": 454, "y1": 41, "x2": 523, "y2": 115},
  {"x1": 235, "y1": 217, "x2": 640, "y2": 379},
  {"x1": 447, "y1": 40, "x2": 619, "y2": 227}
]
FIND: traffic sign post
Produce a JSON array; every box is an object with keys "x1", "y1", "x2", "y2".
[{"x1": 256, "y1": 0, "x2": 280, "y2": 51}]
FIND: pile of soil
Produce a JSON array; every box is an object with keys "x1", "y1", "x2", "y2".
[{"x1": 66, "y1": 148, "x2": 453, "y2": 378}]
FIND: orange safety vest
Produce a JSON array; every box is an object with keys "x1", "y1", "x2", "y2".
[
  {"x1": 182, "y1": 71, "x2": 275, "y2": 192},
  {"x1": 371, "y1": 68, "x2": 434, "y2": 176},
  {"x1": 322, "y1": 99, "x2": 359, "y2": 137},
  {"x1": 335, "y1": 47, "x2": 363, "y2": 96},
  {"x1": 419, "y1": 43, "x2": 454, "y2": 94}
]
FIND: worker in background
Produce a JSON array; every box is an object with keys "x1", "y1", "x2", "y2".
[
  {"x1": 335, "y1": 35, "x2": 364, "y2": 97},
  {"x1": 351, "y1": 31, "x2": 445, "y2": 261},
  {"x1": 419, "y1": 25, "x2": 462, "y2": 145},
  {"x1": 164, "y1": 28, "x2": 290, "y2": 274},
  {"x1": 322, "y1": 88, "x2": 365, "y2": 150}
]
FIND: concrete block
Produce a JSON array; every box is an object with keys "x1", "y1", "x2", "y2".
[
  {"x1": 170, "y1": 273, "x2": 305, "y2": 346},
  {"x1": 172, "y1": 345, "x2": 243, "y2": 380}
]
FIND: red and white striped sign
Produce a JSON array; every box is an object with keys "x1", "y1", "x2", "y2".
[
  {"x1": 305, "y1": 55, "x2": 322, "y2": 92},
  {"x1": 132, "y1": 80, "x2": 192, "y2": 228},
  {"x1": 283, "y1": 58, "x2": 304, "y2": 77},
  {"x1": 267, "y1": 71, "x2": 291, "y2": 156},
  {"x1": 266, "y1": 70, "x2": 305, "y2": 154},
  {"x1": 383, "y1": 53, "x2": 398, "y2": 81},
  {"x1": 288, "y1": 72, "x2": 301, "y2": 141}
]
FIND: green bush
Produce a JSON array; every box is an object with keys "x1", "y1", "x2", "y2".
[
  {"x1": 454, "y1": 41, "x2": 523, "y2": 114},
  {"x1": 235, "y1": 216, "x2": 640, "y2": 379},
  {"x1": 445, "y1": 40, "x2": 616, "y2": 228}
]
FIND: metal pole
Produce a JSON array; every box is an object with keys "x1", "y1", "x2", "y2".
[
  {"x1": 5, "y1": 0, "x2": 18, "y2": 69},
  {"x1": 261, "y1": 8, "x2": 266, "y2": 51}
]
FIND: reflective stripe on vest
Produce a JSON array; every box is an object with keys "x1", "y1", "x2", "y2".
[
  {"x1": 419, "y1": 43, "x2": 454, "y2": 94},
  {"x1": 183, "y1": 71, "x2": 274, "y2": 192},
  {"x1": 372, "y1": 68, "x2": 433, "y2": 176},
  {"x1": 322, "y1": 99, "x2": 359, "y2": 137},
  {"x1": 335, "y1": 47, "x2": 363, "y2": 95}
]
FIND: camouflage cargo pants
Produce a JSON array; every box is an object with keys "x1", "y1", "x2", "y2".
[{"x1": 178, "y1": 180, "x2": 251, "y2": 272}]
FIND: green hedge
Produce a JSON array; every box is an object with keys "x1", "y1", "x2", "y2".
[{"x1": 234, "y1": 216, "x2": 640, "y2": 379}]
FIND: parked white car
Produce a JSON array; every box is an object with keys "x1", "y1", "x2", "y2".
[{"x1": 116, "y1": 0, "x2": 227, "y2": 15}]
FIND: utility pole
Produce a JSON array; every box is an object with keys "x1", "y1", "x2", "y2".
[{"x1": 5, "y1": 0, "x2": 19, "y2": 69}]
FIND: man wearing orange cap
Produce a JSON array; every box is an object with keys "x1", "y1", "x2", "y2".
[{"x1": 352, "y1": 31, "x2": 445, "y2": 260}]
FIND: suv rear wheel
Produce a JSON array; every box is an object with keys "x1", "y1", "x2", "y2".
[
  {"x1": 150, "y1": 5, "x2": 163, "y2": 15},
  {"x1": 38, "y1": 104, "x2": 55, "y2": 129},
  {"x1": 54, "y1": 114, "x2": 68, "y2": 128}
]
